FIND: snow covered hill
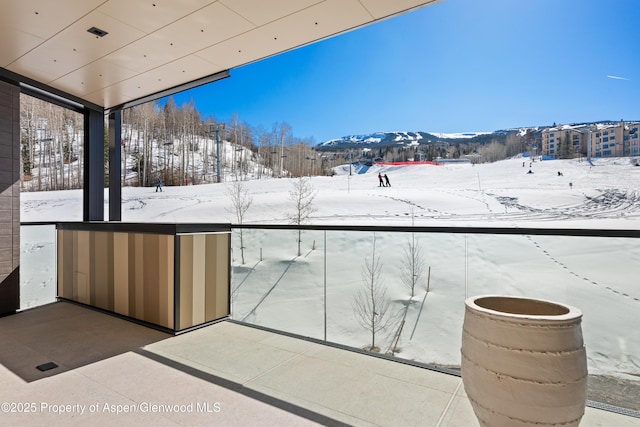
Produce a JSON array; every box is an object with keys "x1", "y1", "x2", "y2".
[{"x1": 22, "y1": 156, "x2": 640, "y2": 229}]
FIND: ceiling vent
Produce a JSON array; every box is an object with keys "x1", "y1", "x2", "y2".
[{"x1": 87, "y1": 27, "x2": 108, "y2": 37}]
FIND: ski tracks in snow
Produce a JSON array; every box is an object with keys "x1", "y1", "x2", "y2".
[
  {"x1": 364, "y1": 188, "x2": 640, "y2": 223},
  {"x1": 524, "y1": 235, "x2": 640, "y2": 303},
  {"x1": 124, "y1": 193, "x2": 213, "y2": 217}
]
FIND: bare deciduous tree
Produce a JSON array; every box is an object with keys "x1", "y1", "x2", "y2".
[
  {"x1": 226, "y1": 180, "x2": 253, "y2": 264},
  {"x1": 353, "y1": 234, "x2": 390, "y2": 351},
  {"x1": 19, "y1": 94, "x2": 84, "y2": 192},
  {"x1": 400, "y1": 211, "x2": 425, "y2": 298},
  {"x1": 288, "y1": 177, "x2": 316, "y2": 256},
  {"x1": 478, "y1": 140, "x2": 507, "y2": 163},
  {"x1": 400, "y1": 233, "x2": 425, "y2": 298}
]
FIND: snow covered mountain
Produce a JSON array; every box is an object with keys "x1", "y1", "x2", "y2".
[{"x1": 318, "y1": 130, "x2": 494, "y2": 148}]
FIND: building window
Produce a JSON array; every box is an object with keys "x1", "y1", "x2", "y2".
[
  {"x1": 603, "y1": 131, "x2": 609, "y2": 135},
  {"x1": 550, "y1": 133, "x2": 555, "y2": 137},
  {"x1": 603, "y1": 150, "x2": 612, "y2": 156},
  {"x1": 550, "y1": 144, "x2": 554, "y2": 148},
  {"x1": 610, "y1": 135, "x2": 615, "y2": 140},
  {"x1": 603, "y1": 137, "x2": 609, "y2": 142},
  {"x1": 596, "y1": 133, "x2": 600, "y2": 137}
]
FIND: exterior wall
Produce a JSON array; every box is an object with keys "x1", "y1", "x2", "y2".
[
  {"x1": 541, "y1": 128, "x2": 556, "y2": 156},
  {"x1": 541, "y1": 128, "x2": 579, "y2": 157},
  {"x1": 542, "y1": 122, "x2": 639, "y2": 158},
  {"x1": 592, "y1": 124, "x2": 625, "y2": 158},
  {"x1": 0, "y1": 80, "x2": 20, "y2": 314},
  {"x1": 571, "y1": 131, "x2": 585, "y2": 155},
  {"x1": 626, "y1": 124, "x2": 640, "y2": 156}
]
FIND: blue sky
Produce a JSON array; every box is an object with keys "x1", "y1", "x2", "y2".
[{"x1": 167, "y1": 0, "x2": 639, "y2": 144}]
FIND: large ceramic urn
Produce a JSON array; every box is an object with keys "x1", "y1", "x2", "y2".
[{"x1": 461, "y1": 295, "x2": 587, "y2": 427}]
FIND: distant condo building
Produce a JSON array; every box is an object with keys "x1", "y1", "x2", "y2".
[{"x1": 541, "y1": 120, "x2": 639, "y2": 158}]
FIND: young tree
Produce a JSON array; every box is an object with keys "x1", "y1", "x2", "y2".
[
  {"x1": 288, "y1": 177, "x2": 316, "y2": 256},
  {"x1": 226, "y1": 180, "x2": 253, "y2": 264},
  {"x1": 400, "y1": 215, "x2": 425, "y2": 298},
  {"x1": 353, "y1": 234, "x2": 390, "y2": 351}
]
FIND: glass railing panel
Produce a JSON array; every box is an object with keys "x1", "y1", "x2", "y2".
[
  {"x1": 464, "y1": 233, "x2": 640, "y2": 411},
  {"x1": 20, "y1": 223, "x2": 57, "y2": 310},
  {"x1": 230, "y1": 228, "x2": 326, "y2": 339},
  {"x1": 464, "y1": 233, "x2": 577, "y2": 300},
  {"x1": 325, "y1": 230, "x2": 468, "y2": 368},
  {"x1": 468, "y1": 233, "x2": 639, "y2": 384},
  {"x1": 231, "y1": 226, "x2": 640, "y2": 414}
]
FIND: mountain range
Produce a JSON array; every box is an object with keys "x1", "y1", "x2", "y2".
[
  {"x1": 317, "y1": 120, "x2": 640, "y2": 149},
  {"x1": 317, "y1": 130, "x2": 510, "y2": 149}
]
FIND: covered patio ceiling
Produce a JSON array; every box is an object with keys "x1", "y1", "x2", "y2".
[{"x1": 1, "y1": 0, "x2": 440, "y2": 111}]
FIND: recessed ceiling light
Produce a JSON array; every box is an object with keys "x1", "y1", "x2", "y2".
[{"x1": 87, "y1": 27, "x2": 108, "y2": 38}]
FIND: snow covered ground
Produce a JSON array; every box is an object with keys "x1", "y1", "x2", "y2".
[{"x1": 20, "y1": 156, "x2": 640, "y2": 382}]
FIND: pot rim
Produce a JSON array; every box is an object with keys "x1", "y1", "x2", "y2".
[{"x1": 465, "y1": 294, "x2": 582, "y2": 321}]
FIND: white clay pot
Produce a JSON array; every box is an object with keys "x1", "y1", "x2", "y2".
[{"x1": 461, "y1": 295, "x2": 587, "y2": 427}]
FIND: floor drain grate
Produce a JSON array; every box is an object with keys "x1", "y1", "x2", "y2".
[{"x1": 36, "y1": 362, "x2": 58, "y2": 372}]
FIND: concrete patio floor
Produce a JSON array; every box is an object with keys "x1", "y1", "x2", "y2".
[{"x1": 0, "y1": 301, "x2": 638, "y2": 426}]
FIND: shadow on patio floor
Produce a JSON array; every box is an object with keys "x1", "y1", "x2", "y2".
[{"x1": 0, "y1": 301, "x2": 170, "y2": 382}]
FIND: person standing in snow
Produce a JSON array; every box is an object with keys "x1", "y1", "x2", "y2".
[
  {"x1": 384, "y1": 174, "x2": 391, "y2": 187},
  {"x1": 155, "y1": 179, "x2": 163, "y2": 192},
  {"x1": 378, "y1": 173, "x2": 385, "y2": 187}
]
